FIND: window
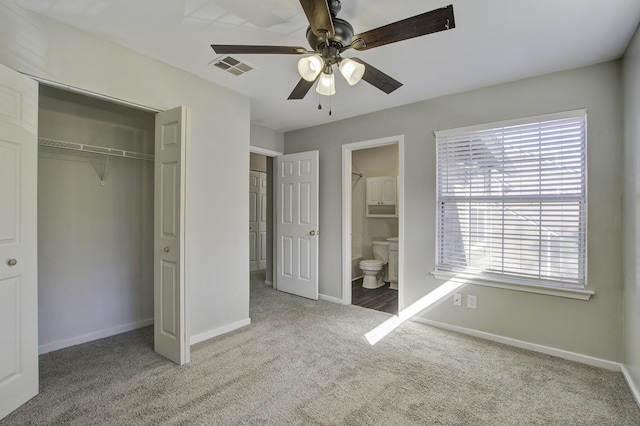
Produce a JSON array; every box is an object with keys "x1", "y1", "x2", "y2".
[{"x1": 435, "y1": 111, "x2": 587, "y2": 290}]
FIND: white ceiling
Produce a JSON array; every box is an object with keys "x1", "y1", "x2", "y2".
[{"x1": 15, "y1": 0, "x2": 640, "y2": 133}]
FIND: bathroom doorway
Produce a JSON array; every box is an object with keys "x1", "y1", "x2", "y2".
[{"x1": 342, "y1": 136, "x2": 404, "y2": 315}]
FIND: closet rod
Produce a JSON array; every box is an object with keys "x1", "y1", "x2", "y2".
[{"x1": 38, "y1": 138, "x2": 154, "y2": 161}]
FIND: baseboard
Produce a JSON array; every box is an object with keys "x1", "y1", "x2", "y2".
[
  {"x1": 39, "y1": 318, "x2": 154, "y2": 355},
  {"x1": 412, "y1": 317, "x2": 622, "y2": 371},
  {"x1": 189, "y1": 318, "x2": 251, "y2": 345},
  {"x1": 265, "y1": 280, "x2": 273, "y2": 287},
  {"x1": 319, "y1": 293, "x2": 344, "y2": 304},
  {"x1": 621, "y1": 365, "x2": 640, "y2": 408}
]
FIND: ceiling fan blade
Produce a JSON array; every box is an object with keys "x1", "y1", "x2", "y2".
[
  {"x1": 351, "y1": 4, "x2": 455, "y2": 51},
  {"x1": 351, "y1": 58, "x2": 402, "y2": 94},
  {"x1": 299, "y1": 0, "x2": 335, "y2": 39},
  {"x1": 211, "y1": 45, "x2": 309, "y2": 55},
  {"x1": 288, "y1": 78, "x2": 316, "y2": 100}
]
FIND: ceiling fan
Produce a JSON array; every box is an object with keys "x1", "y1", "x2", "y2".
[{"x1": 211, "y1": 0, "x2": 455, "y2": 100}]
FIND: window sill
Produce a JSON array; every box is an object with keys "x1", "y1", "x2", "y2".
[{"x1": 430, "y1": 270, "x2": 594, "y2": 300}]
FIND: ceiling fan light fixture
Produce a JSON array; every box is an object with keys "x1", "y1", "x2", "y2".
[
  {"x1": 338, "y1": 58, "x2": 365, "y2": 85},
  {"x1": 316, "y1": 69, "x2": 336, "y2": 96},
  {"x1": 298, "y1": 55, "x2": 324, "y2": 81}
]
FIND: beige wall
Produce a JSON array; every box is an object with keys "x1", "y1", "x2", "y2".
[
  {"x1": 285, "y1": 61, "x2": 624, "y2": 362},
  {"x1": 250, "y1": 153, "x2": 267, "y2": 172},
  {"x1": 623, "y1": 22, "x2": 640, "y2": 398},
  {"x1": 0, "y1": 3, "x2": 251, "y2": 343}
]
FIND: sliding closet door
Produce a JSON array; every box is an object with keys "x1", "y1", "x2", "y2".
[
  {"x1": 0, "y1": 64, "x2": 38, "y2": 419},
  {"x1": 154, "y1": 106, "x2": 190, "y2": 365}
]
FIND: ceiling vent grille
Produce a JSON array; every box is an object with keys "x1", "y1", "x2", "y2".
[{"x1": 210, "y1": 55, "x2": 254, "y2": 76}]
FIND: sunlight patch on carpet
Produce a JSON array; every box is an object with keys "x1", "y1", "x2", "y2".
[{"x1": 365, "y1": 274, "x2": 471, "y2": 345}]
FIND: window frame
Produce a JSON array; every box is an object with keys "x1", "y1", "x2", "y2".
[{"x1": 433, "y1": 110, "x2": 593, "y2": 300}]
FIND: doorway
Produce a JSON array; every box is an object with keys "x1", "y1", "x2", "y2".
[
  {"x1": 249, "y1": 147, "x2": 279, "y2": 289},
  {"x1": 342, "y1": 136, "x2": 405, "y2": 313}
]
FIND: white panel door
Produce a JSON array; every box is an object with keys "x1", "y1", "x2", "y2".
[
  {"x1": 154, "y1": 107, "x2": 190, "y2": 365},
  {"x1": 276, "y1": 151, "x2": 319, "y2": 300},
  {"x1": 249, "y1": 171, "x2": 260, "y2": 271},
  {"x1": 258, "y1": 172, "x2": 267, "y2": 270},
  {"x1": 0, "y1": 64, "x2": 38, "y2": 419}
]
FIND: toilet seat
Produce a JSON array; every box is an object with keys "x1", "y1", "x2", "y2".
[
  {"x1": 359, "y1": 259, "x2": 387, "y2": 289},
  {"x1": 359, "y1": 260, "x2": 384, "y2": 269}
]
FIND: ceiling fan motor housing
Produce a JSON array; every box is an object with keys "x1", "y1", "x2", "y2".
[{"x1": 306, "y1": 17, "x2": 354, "y2": 52}]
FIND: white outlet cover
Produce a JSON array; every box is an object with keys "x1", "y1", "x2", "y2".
[
  {"x1": 467, "y1": 295, "x2": 477, "y2": 309},
  {"x1": 453, "y1": 293, "x2": 462, "y2": 306}
]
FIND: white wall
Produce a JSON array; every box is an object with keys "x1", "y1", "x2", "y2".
[
  {"x1": 251, "y1": 123, "x2": 284, "y2": 154},
  {"x1": 38, "y1": 86, "x2": 155, "y2": 352},
  {"x1": 623, "y1": 23, "x2": 640, "y2": 399},
  {"x1": 285, "y1": 61, "x2": 624, "y2": 362},
  {"x1": 0, "y1": 3, "x2": 251, "y2": 344}
]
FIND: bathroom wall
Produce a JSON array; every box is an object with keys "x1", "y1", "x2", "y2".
[{"x1": 352, "y1": 144, "x2": 399, "y2": 266}]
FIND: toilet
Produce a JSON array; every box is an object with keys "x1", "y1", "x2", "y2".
[{"x1": 359, "y1": 240, "x2": 390, "y2": 289}]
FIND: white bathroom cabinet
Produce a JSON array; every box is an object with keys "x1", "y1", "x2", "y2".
[
  {"x1": 366, "y1": 176, "x2": 398, "y2": 217},
  {"x1": 388, "y1": 237, "x2": 399, "y2": 290}
]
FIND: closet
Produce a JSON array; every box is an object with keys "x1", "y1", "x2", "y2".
[{"x1": 37, "y1": 85, "x2": 155, "y2": 353}]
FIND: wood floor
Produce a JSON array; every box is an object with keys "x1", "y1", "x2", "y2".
[{"x1": 351, "y1": 278, "x2": 398, "y2": 315}]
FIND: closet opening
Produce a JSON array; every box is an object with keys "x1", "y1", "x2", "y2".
[{"x1": 37, "y1": 85, "x2": 156, "y2": 354}]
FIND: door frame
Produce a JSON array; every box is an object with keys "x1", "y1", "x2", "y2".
[
  {"x1": 250, "y1": 146, "x2": 281, "y2": 288},
  {"x1": 341, "y1": 135, "x2": 405, "y2": 308},
  {"x1": 30, "y1": 78, "x2": 192, "y2": 362}
]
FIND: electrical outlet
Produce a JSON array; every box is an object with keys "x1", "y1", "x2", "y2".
[
  {"x1": 453, "y1": 293, "x2": 462, "y2": 306},
  {"x1": 467, "y1": 295, "x2": 477, "y2": 309}
]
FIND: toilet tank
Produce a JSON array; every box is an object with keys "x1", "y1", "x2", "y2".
[{"x1": 372, "y1": 240, "x2": 390, "y2": 262}]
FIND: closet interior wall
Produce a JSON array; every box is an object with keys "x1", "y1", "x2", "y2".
[{"x1": 37, "y1": 85, "x2": 155, "y2": 354}]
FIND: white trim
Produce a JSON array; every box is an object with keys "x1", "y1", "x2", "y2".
[
  {"x1": 265, "y1": 280, "x2": 273, "y2": 286},
  {"x1": 189, "y1": 318, "x2": 251, "y2": 345},
  {"x1": 434, "y1": 109, "x2": 587, "y2": 137},
  {"x1": 431, "y1": 270, "x2": 594, "y2": 300},
  {"x1": 38, "y1": 318, "x2": 154, "y2": 354},
  {"x1": 413, "y1": 317, "x2": 620, "y2": 371},
  {"x1": 319, "y1": 293, "x2": 344, "y2": 305},
  {"x1": 622, "y1": 365, "x2": 640, "y2": 408},
  {"x1": 250, "y1": 146, "x2": 282, "y2": 157},
  {"x1": 342, "y1": 135, "x2": 405, "y2": 308},
  {"x1": 27, "y1": 74, "x2": 161, "y2": 113}
]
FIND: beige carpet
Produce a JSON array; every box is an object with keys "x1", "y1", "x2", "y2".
[{"x1": 2, "y1": 276, "x2": 639, "y2": 425}]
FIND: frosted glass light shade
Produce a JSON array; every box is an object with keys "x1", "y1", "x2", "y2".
[
  {"x1": 338, "y1": 58, "x2": 365, "y2": 85},
  {"x1": 297, "y1": 56, "x2": 324, "y2": 81},
  {"x1": 315, "y1": 71, "x2": 335, "y2": 96}
]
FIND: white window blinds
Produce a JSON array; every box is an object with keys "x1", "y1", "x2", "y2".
[{"x1": 435, "y1": 111, "x2": 587, "y2": 288}]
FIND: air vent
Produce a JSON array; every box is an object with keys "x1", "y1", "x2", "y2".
[{"x1": 210, "y1": 55, "x2": 254, "y2": 76}]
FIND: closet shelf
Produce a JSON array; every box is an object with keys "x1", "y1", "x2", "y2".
[{"x1": 38, "y1": 138, "x2": 154, "y2": 161}]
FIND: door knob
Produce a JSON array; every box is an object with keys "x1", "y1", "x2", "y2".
[
  {"x1": 164, "y1": 247, "x2": 170, "y2": 253},
  {"x1": 7, "y1": 258, "x2": 17, "y2": 266},
  {"x1": 309, "y1": 230, "x2": 316, "y2": 236}
]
